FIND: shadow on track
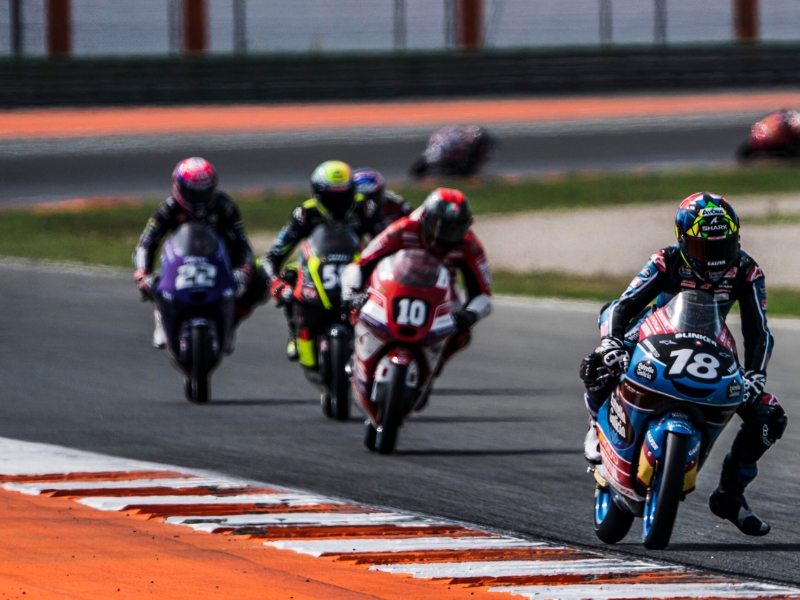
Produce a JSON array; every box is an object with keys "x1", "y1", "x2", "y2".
[
  {"x1": 433, "y1": 388, "x2": 550, "y2": 397},
  {"x1": 408, "y1": 416, "x2": 542, "y2": 424},
  {"x1": 205, "y1": 398, "x2": 319, "y2": 406},
  {"x1": 667, "y1": 543, "x2": 800, "y2": 552},
  {"x1": 394, "y1": 448, "x2": 581, "y2": 457}
]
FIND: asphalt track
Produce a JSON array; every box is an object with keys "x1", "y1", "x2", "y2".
[
  {"x1": 0, "y1": 116, "x2": 755, "y2": 206},
  {"x1": 2, "y1": 261, "x2": 800, "y2": 588}
]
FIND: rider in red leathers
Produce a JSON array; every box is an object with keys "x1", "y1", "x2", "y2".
[{"x1": 342, "y1": 188, "x2": 492, "y2": 381}]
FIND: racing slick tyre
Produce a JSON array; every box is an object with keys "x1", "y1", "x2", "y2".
[
  {"x1": 190, "y1": 324, "x2": 210, "y2": 404},
  {"x1": 736, "y1": 141, "x2": 755, "y2": 162},
  {"x1": 375, "y1": 363, "x2": 408, "y2": 454},
  {"x1": 642, "y1": 432, "x2": 690, "y2": 550},
  {"x1": 329, "y1": 335, "x2": 351, "y2": 421},
  {"x1": 363, "y1": 421, "x2": 377, "y2": 452},
  {"x1": 183, "y1": 377, "x2": 194, "y2": 402},
  {"x1": 321, "y1": 393, "x2": 333, "y2": 418},
  {"x1": 594, "y1": 485, "x2": 634, "y2": 544}
]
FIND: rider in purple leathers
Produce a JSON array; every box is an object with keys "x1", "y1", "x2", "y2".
[
  {"x1": 134, "y1": 157, "x2": 264, "y2": 351},
  {"x1": 353, "y1": 168, "x2": 412, "y2": 232},
  {"x1": 580, "y1": 192, "x2": 786, "y2": 537}
]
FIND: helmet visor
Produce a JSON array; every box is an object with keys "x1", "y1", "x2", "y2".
[
  {"x1": 683, "y1": 232, "x2": 739, "y2": 266},
  {"x1": 181, "y1": 185, "x2": 216, "y2": 208},
  {"x1": 432, "y1": 217, "x2": 472, "y2": 251},
  {"x1": 318, "y1": 189, "x2": 354, "y2": 219}
]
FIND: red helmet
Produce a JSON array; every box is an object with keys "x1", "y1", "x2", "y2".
[
  {"x1": 419, "y1": 188, "x2": 473, "y2": 255},
  {"x1": 172, "y1": 157, "x2": 219, "y2": 217}
]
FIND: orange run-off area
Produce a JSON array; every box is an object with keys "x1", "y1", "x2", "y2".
[
  {"x1": 0, "y1": 488, "x2": 491, "y2": 600},
  {"x1": 2, "y1": 91, "x2": 800, "y2": 140}
]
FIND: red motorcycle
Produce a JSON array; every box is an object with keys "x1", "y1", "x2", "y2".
[
  {"x1": 351, "y1": 249, "x2": 456, "y2": 454},
  {"x1": 737, "y1": 109, "x2": 800, "y2": 160}
]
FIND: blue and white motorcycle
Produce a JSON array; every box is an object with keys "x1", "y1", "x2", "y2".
[{"x1": 591, "y1": 290, "x2": 745, "y2": 549}]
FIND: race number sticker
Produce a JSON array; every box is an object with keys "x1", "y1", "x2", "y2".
[
  {"x1": 175, "y1": 263, "x2": 217, "y2": 290},
  {"x1": 393, "y1": 298, "x2": 429, "y2": 327}
]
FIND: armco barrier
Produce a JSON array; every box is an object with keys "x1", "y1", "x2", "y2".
[{"x1": 2, "y1": 44, "x2": 800, "y2": 108}]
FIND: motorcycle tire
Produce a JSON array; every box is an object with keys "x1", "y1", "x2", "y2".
[
  {"x1": 593, "y1": 485, "x2": 634, "y2": 544},
  {"x1": 329, "y1": 335, "x2": 351, "y2": 421},
  {"x1": 375, "y1": 363, "x2": 408, "y2": 454},
  {"x1": 190, "y1": 324, "x2": 210, "y2": 404},
  {"x1": 321, "y1": 392, "x2": 333, "y2": 418},
  {"x1": 642, "y1": 432, "x2": 690, "y2": 550},
  {"x1": 183, "y1": 377, "x2": 194, "y2": 402},
  {"x1": 364, "y1": 421, "x2": 377, "y2": 452}
]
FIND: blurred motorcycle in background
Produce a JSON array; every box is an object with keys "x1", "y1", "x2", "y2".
[
  {"x1": 737, "y1": 109, "x2": 800, "y2": 160},
  {"x1": 410, "y1": 126, "x2": 497, "y2": 178}
]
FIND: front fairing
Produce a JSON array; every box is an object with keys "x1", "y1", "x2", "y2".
[{"x1": 296, "y1": 224, "x2": 360, "y2": 309}]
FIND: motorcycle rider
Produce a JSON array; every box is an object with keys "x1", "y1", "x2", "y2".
[
  {"x1": 353, "y1": 168, "x2": 412, "y2": 232},
  {"x1": 262, "y1": 160, "x2": 384, "y2": 362},
  {"x1": 580, "y1": 192, "x2": 787, "y2": 536},
  {"x1": 410, "y1": 126, "x2": 497, "y2": 178},
  {"x1": 134, "y1": 157, "x2": 263, "y2": 352},
  {"x1": 342, "y1": 188, "x2": 492, "y2": 385}
]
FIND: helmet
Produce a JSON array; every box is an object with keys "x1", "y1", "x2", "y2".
[
  {"x1": 310, "y1": 160, "x2": 355, "y2": 221},
  {"x1": 675, "y1": 192, "x2": 740, "y2": 281},
  {"x1": 172, "y1": 157, "x2": 219, "y2": 218},
  {"x1": 353, "y1": 168, "x2": 386, "y2": 206},
  {"x1": 419, "y1": 188, "x2": 473, "y2": 255}
]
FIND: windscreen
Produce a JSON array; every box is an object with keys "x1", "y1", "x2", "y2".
[
  {"x1": 663, "y1": 290, "x2": 723, "y2": 338},
  {"x1": 171, "y1": 223, "x2": 219, "y2": 258},
  {"x1": 307, "y1": 224, "x2": 360, "y2": 258},
  {"x1": 388, "y1": 249, "x2": 443, "y2": 288}
]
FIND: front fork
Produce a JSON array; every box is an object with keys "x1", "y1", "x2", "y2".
[
  {"x1": 637, "y1": 412, "x2": 702, "y2": 496},
  {"x1": 364, "y1": 348, "x2": 419, "y2": 427}
]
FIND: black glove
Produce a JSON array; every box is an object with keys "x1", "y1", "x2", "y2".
[
  {"x1": 452, "y1": 309, "x2": 479, "y2": 334},
  {"x1": 742, "y1": 370, "x2": 767, "y2": 405},
  {"x1": 600, "y1": 336, "x2": 630, "y2": 376}
]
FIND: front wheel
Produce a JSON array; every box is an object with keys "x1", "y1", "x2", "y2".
[
  {"x1": 642, "y1": 432, "x2": 690, "y2": 549},
  {"x1": 594, "y1": 485, "x2": 634, "y2": 544},
  {"x1": 190, "y1": 324, "x2": 210, "y2": 403},
  {"x1": 375, "y1": 363, "x2": 408, "y2": 454},
  {"x1": 329, "y1": 335, "x2": 351, "y2": 421}
]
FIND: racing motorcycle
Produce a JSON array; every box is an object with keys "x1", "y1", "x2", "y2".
[
  {"x1": 591, "y1": 290, "x2": 745, "y2": 549},
  {"x1": 737, "y1": 109, "x2": 800, "y2": 160},
  {"x1": 290, "y1": 223, "x2": 361, "y2": 421},
  {"x1": 410, "y1": 126, "x2": 497, "y2": 178},
  {"x1": 154, "y1": 223, "x2": 236, "y2": 403},
  {"x1": 351, "y1": 249, "x2": 456, "y2": 454}
]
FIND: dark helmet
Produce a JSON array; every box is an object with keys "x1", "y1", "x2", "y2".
[
  {"x1": 353, "y1": 168, "x2": 386, "y2": 206},
  {"x1": 172, "y1": 157, "x2": 219, "y2": 218},
  {"x1": 310, "y1": 160, "x2": 355, "y2": 221},
  {"x1": 675, "y1": 192, "x2": 740, "y2": 281},
  {"x1": 419, "y1": 188, "x2": 473, "y2": 255}
]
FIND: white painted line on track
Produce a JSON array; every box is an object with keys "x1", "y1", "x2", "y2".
[
  {"x1": 491, "y1": 582, "x2": 800, "y2": 599},
  {"x1": 77, "y1": 493, "x2": 338, "y2": 511},
  {"x1": 372, "y1": 558, "x2": 668, "y2": 578},
  {"x1": 168, "y1": 512, "x2": 445, "y2": 532},
  {"x1": 265, "y1": 536, "x2": 551, "y2": 556},
  {"x1": 2, "y1": 477, "x2": 247, "y2": 494}
]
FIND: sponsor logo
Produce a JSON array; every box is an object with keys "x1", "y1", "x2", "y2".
[
  {"x1": 759, "y1": 285, "x2": 766, "y2": 295},
  {"x1": 681, "y1": 279, "x2": 696, "y2": 288},
  {"x1": 659, "y1": 339, "x2": 677, "y2": 345},
  {"x1": 608, "y1": 392, "x2": 633, "y2": 443},
  {"x1": 760, "y1": 394, "x2": 780, "y2": 407},
  {"x1": 748, "y1": 265, "x2": 765, "y2": 282},
  {"x1": 679, "y1": 265, "x2": 693, "y2": 278},
  {"x1": 761, "y1": 299, "x2": 768, "y2": 311},
  {"x1": 727, "y1": 379, "x2": 743, "y2": 399},
  {"x1": 715, "y1": 292, "x2": 730, "y2": 302},
  {"x1": 635, "y1": 360, "x2": 656, "y2": 382},
  {"x1": 700, "y1": 207, "x2": 725, "y2": 217},
  {"x1": 676, "y1": 332, "x2": 717, "y2": 346},
  {"x1": 326, "y1": 254, "x2": 352, "y2": 263},
  {"x1": 646, "y1": 430, "x2": 659, "y2": 451},
  {"x1": 724, "y1": 266, "x2": 738, "y2": 278},
  {"x1": 650, "y1": 252, "x2": 667, "y2": 272},
  {"x1": 702, "y1": 223, "x2": 729, "y2": 232},
  {"x1": 700, "y1": 283, "x2": 712, "y2": 290},
  {"x1": 708, "y1": 260, "x2": 727, "y2": 267},
  {"x1": 642, "y1": 338, "x2": 660, "y2": 358}
]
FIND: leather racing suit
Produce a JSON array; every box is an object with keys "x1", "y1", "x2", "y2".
[{"x1": 581, "y1": 245, "x2": 787, "y2": 499}]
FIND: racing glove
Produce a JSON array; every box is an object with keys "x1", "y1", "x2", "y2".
[
  {"x1": 452, "y1": 309, "x2": 479, "y2": 334},
  {"x1": 269, "y1": 276, "x2": 294, "y2": 306},
  {"x1": 742, "y1": 370, "x2": 767, "y2": 405},
  {"x1": 233, "y1": 264, "x2": 252, "y2": 299},
  {"x1": 134, "y1": 269, "x2": 158, "y2": 301},
  {"x1": 340, "y1": 263, "x2": 363, "y2": 303},
  {"x1": 600, "y1": 336, "x2": 630, "y2": 376}
]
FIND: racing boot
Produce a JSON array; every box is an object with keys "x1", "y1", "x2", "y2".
[
  {"x1": 286, "y1": 332, "x2": 298, "y2": 362},
  {"x1": 708, "y1": 454, "x2": 770, "y2": 536},
  {"x1": 152, "y1": 310, "x2": 166, "y2": 350},
  {"x1": 584, "y1": 417, "x2": 601, "y2": 464}
]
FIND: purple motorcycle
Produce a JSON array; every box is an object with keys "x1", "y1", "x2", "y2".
[{"x1": 155, "y1": 223, "x2": 236, "y2": 403}]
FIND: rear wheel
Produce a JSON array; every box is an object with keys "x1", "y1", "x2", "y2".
[
  {"x1": 329, "y1": 336, "x2": 351, "y2": 421},
  {"x1": 642, "y1": 432, "x2": 690, "y2": 549},
  {"x1": 375, "y1": 363, "x2": 408, "y2": 455},
  {"x1": 190, "y1": 325, "x2": 210, "y2": 404},
  {"x1": 594, "y1": 485, "x2": 634, "y2": 544}
]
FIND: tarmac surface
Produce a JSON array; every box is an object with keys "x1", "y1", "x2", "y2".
[{"x1": 2, "y1": 261, "x2": 800, "y2": 587}]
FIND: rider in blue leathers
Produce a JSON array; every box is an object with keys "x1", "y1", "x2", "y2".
[{"x1": 580, "y1": 192, "x2": 787, "y2": 537}]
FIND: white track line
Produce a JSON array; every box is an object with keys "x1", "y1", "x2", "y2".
[
  {"x1": 491, "y1": 582, "x2": 800, "y2": 599},
  {"x1": 3, "y1": 477, "x2": 246, "y2": 494},
  {"x1": 168, "y1": 512, "x2": 445, "y2": 532},
  {"x1": 265, "y1": 537, "x2": 552, "y2": 557},
  {"x1": 78, "y1": 493, "x2": 339, "y2": 511}
]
